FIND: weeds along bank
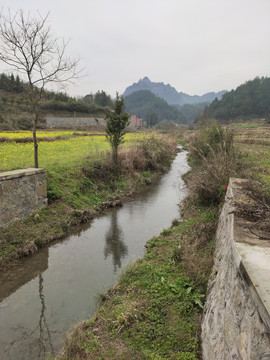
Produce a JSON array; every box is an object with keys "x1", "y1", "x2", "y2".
[
  {"x1": 55, "y1": 124, "x2": 249, "y2": 360},
  {"x1": 0, "y1": 134, "x2": 177, "y2": 266}
]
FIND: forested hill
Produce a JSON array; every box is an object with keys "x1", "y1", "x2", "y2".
[
  {"x1": 123, "y1": 76, "x2": 226, "y2": 106},
  {"x1": 207, "y1": 77, "x2": 270, "y2": 121},
  {"x1": 124, "y1": 90, "x2": 187, "y2": 125}
]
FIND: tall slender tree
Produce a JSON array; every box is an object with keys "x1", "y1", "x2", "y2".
[
  {"x1": 105, "y1": 93, "x2": 130, "y2": 165},
  {"x1": 0, "y1": 10, "x2": 80, "y2": 167}
]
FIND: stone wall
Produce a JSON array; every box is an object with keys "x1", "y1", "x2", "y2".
[
  {"x1": 201, "y1": 178, "x2": 270, "y2": 359},
  {"x1": 0, "y1": 168, "x2": 47, "y2": 228},
  {"x1": 45, "y1": 116, "x2": 106, "y2": 128}
]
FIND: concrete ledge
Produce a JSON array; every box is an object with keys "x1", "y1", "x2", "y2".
[
  {"x1": 0, "y1": 168, "x2": 45, "y2": 181},
  {"x1": 230, "y1": 178, "x2": 270, "y2": 330},
  {"x1": 201, "y1": 178, "x2": 270, "y2": 359}
]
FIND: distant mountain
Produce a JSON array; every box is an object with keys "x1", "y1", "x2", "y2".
[
  {"x1": 124, "y1": 90, "x2": 187, "y2": 124},
  {"x1": 123, "y1": 77, "x2": 226, "y2": 106}
]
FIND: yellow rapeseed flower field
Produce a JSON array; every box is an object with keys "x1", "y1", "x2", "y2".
[
  {"x1": 0, "y1": 131, "x2": 148, "y2": 171},
  {"x1": 0, "y1": 130, "x2": 79, "y2": 139}
]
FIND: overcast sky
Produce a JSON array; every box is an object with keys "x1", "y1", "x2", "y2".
[{"x1": 1, "y1": 0, "x2": 270, "y2": 98}]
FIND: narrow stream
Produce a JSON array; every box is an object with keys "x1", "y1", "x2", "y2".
[{"x1": 0, "y1": 149, "x2": 189, "y2": 360}]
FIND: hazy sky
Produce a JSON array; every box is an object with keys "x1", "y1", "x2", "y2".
[{"x1": 1, "y1": 0, "x2": 270, "y2": 97}]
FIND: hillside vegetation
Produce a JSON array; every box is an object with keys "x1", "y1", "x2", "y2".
[
  {"x1": 0, "y1": 74, "x2": 111, "y2": 130},
  {"x1": 205, "y1": 77, "x2": 270, "y2": 122}
]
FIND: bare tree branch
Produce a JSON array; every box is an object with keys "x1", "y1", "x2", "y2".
[{"x1": 0, "y1": 9, "x2": 81, "y2": 167}]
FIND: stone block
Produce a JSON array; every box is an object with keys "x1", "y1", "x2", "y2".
[
  {"x1": 2, "y1": 180, "x2": 17, "y2": 192},
  {"x1": 1, "y1": 211, "x2": 12, "y2": 223}
]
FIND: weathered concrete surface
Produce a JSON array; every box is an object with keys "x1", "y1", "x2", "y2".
[
  {"x1": 46, "y1": 116, "x2": 106, "y2": 128},
  {"x1": 201, "y1": 178, "x2": 270, "y2": 359},
  {"x1": 0, "y1": 168, "x2": 47, "y2": 228}
]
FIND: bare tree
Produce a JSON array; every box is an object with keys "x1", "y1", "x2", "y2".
[{"x1": 0, "y1": 10, "x2": 80, "y2": 167}]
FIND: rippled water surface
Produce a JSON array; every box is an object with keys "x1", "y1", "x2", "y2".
[{"x1": 0, "y1": 150, "x2": 189, "y2": 359}]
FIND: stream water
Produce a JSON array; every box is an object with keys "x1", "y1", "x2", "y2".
[{"x1": 0, "y1": 149, "x2": 189, "y2": 360}]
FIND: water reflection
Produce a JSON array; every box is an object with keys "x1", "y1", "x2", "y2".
[
  {"x1": 1, "y1": 272, "x2": 57, "y2": 359},
  {"x1": 38, "y1": 274, "x2": 54, "y2": 358},
  {"x1": 104, "y1": 211, "x2": 128, "y2": 272}
]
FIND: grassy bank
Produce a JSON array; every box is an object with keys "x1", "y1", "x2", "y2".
[{"x1": 0, "y1": 134, "x2": 177, "y2": 267}]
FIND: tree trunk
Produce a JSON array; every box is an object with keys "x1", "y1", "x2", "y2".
[
  {"x1": 112, "y1": 147, "x2": 118, "y2": 165},
  {"x1": 33, "y1": 112, "x2": 39, "y2": 168}
]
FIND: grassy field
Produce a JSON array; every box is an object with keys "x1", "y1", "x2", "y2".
[{"x1": 0, "y1": 131, "x2": 148, "y2": 171}]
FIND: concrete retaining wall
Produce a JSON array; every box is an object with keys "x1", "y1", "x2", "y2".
[
  {"x1": 0, "y1": 168, "x2": 47, "y2": 228},
  {"x1": 201, "y1": 178, "x2": 270, "y2": 359},
  {"x1": 46, "y1": 117, "x2": 106, "y2": 128}
]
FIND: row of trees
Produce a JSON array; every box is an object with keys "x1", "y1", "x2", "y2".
[
  {"x1": 83, "y1": 91, "x2": 114, "y2": 108},
  {"x1": 0, "y1": 73, "x2": 25, "y2": 93}
]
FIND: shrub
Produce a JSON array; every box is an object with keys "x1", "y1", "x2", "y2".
[
  {"x1": 17, "y1": 115, "x2": 32, "y2": 130},
  {"x1": 189, "y1": 122, "x2": 234, "y2": 165},
  {"x1": 118, "y1": 135, "x2": 177, "y2": 173},
  {"x1": 187, "y1": 123, "x2": 243, "y2": 205}
]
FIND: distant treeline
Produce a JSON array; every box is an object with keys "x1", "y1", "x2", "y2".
[
  {"x1": 0, "y1": 73, "x2": 114, "y2": 116},
  {"x1": 205, "y1": 77, "x2": 270, "y2": 121},
  {"x1": 0, "y1": 73, "x2": 25, "y2": 93}
]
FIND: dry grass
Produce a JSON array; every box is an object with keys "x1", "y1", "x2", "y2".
[{"x1": 118, "y1": 134, "x2": 177, "y2": 174}]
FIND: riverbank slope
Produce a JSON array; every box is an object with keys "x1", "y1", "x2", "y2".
[{"x1": 0, "y1": 135, "x2": 177, "y2": 267}]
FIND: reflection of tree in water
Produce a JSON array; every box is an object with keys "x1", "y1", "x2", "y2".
[
  {"x1": 104, "y1": 211, "x2": 128, "y2": 272},
  {"x1": 2, "y1": 274, "x2": 58, "y2": 359},
  {"x1": 38, "y1": 274, "x2": 54, "y2": 358}
]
